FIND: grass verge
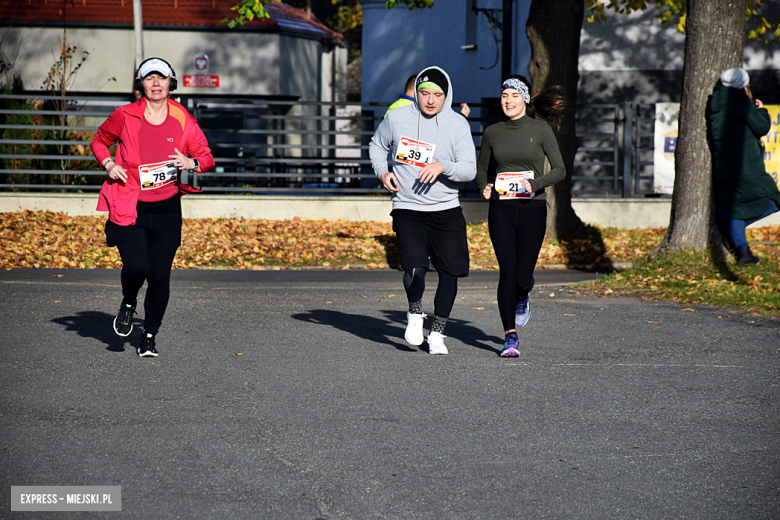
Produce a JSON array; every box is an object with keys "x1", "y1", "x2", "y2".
[{"x1": 587, "y1": 247, "x2": 780, "y2": 316}]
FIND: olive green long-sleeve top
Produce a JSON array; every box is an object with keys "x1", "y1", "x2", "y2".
[{"x1": 475, "y1": 115, "x2": 566, "y2": 203}]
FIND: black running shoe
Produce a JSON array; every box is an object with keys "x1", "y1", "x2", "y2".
[
  {"x1": 113, "y1": 301, "x2": 137, "y2": 337},
  {"x1": 137, "y1": 331, "x2": 158, "y2": 358}
]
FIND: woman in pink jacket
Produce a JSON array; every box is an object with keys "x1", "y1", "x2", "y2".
[{"x1": 91, "y1": 57, "x2": 214, "y2": 357}]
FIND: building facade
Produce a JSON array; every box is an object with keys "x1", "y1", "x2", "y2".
[
  {"x1": 362, "y1": 1, "x2": 780, "y2": 106},
  {"x1": 0, "y1": 0, "x2": 347, "y2": 103}
]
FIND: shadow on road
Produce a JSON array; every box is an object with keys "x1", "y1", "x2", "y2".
[
  {"x1": 292, "y1": 309, "x2": 416, "y2": 352},
  {"x1": 292, "y1": 309, "x2": 501, "y2": 356},
  {"x1": 51, "y1": 311, "x2": 133, "y2": 353},
  {"x1": 438, "y1": 316, "x2": 502, "y2": 355}
]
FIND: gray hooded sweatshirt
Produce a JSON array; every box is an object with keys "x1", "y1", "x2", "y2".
[{"x1": 369, "y1": 66, "x2": 476, "y2": 212}]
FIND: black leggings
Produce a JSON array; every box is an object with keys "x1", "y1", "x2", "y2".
[
  {"x1": 488, "y1": 199, "x2": 547, "y2": 331},
  {"x1": 105, "y1": 196, "x2": 182, "y2": 334},
  {"x1": 403, "y1": 267, "x2": 459, "y2": 318}
]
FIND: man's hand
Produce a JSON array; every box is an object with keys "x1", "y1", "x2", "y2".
[
  {"x1": 418, "y1": 161, "x2": 443, "y2": 184},
  {"x1": 460, "y1": 103, "x2": 471, "y2": 118},
  {"x1": 381, "y1": 171, "x2": 400, "y2": 193},
  {"x1": 482, "y1": 184, "x2": 493, "y2": 200}
]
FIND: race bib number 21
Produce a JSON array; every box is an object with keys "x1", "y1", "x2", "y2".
[{"x1": 495, "y1": 171, "x2": 535, "y2": 199}]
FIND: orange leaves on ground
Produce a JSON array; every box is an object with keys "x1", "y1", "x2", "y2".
[
  {"x1": 0, "y1": 210, "x2": 120, "y2": 269},
  {"x1": 176, "y1": 217, "x2": 398, "y2": 269},
  {"x1": 0, "y1": 211, "x2": 399, "y2": 270},
  {"x1": 2, "y1": 211, "x2": 779, "y2": 274},
  {"x1": 747, "y1": 226, "x2": 780, "y2": 243}
]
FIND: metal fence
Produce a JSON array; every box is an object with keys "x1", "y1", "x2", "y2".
[{"x1": 0, "y1": 93, "x2": 663, "y2": 198}]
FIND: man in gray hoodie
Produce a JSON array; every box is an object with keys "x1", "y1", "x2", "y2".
[{"x1": 369, "y1": 66, "x2": 477, "y2": 355}]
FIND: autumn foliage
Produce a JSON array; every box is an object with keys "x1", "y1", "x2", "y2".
[{"x1": 1, "y1": 210, "x2": 778, "y2": 273}]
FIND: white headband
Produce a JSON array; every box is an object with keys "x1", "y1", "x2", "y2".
[
  {"x1": 138, "y1": 58, "x2": 172, "y2": 79},
  {"x1": 501, "y1": 79, "x2": 530, "y2": 104}
]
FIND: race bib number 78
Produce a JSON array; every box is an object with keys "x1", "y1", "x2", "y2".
[{"x1": 139, "y1": 160, "x2": 177, "y2": 191}]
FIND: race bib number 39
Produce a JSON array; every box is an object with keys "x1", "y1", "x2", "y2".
[
  {"x1": 139, "y1": 160, "x2": 177, "y2": 191},
  {"x1": 395, "y1": 136, "x2": 436, "y2": 169},
  {"x1": 495, "y1": 171, "x2": 535, "y2": 199}
]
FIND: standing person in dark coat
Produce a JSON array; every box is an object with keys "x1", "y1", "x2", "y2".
[{"x1": 708, "y1": 67, "x2": 780, "y2": 266}]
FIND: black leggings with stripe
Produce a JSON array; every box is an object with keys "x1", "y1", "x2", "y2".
[{"x1": 403, "y1": 266, "x2": 459, "y2": 318}]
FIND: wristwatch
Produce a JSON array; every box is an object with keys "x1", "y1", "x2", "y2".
[{"x1": 191, "y1": 158, "x2": 199, "y2": 171}]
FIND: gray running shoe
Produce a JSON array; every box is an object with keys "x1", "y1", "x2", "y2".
[{"x1": 515, "y1": 298, "x2": 530, "y2": 329}]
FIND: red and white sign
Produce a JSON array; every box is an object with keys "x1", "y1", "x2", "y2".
[
  {"x1": 182, "y1": 75, "x2": 220, "y2": 88},
  {"x1": 194, "y1": 53, "x2": 209, "y2": 72}
]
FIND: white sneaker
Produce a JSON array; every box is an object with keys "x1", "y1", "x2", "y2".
[
  {"x1": 427, "y1": 331, "x2": 448, "y2": 355},
  {"x1": 405, "y1": 312, "x2": 426, "y2": 346}
]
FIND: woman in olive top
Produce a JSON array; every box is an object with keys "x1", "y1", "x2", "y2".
[{"x1": 475, "y1": 75, "x2": 567, "y2": 357}]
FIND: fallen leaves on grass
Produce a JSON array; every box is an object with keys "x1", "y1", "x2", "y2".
[
  {"x1": 2, "y1": 210, "x2": 671, "y2": 271},
  {"x1": 0, "y1": 211, "x2": 398, "y2": 270}
]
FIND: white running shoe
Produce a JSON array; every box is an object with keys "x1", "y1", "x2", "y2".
[
  {"x1": 427, "y1": 331, "x2": 449, "y2": 355},
  {"x1": 405, "y1": 312, "x2": 426, "y2": 346}
]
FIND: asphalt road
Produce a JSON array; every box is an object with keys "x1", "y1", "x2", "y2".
[{"x1": 1, "y1": 268, "x2": 779, "y2": 519}]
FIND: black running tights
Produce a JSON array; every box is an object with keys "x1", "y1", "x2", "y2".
[
  {"x1": 108, "y1": 204, "x2": 181, "y2": 334},
  {"x1": 403, "y1": 267, "x2": 458, "y2": 318},
  {"x1": 488, "y1": 200, "x2": 547, "y2": 331}
]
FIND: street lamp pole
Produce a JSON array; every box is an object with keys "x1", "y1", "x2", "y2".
[
  {"x1": 501, "y1": 0, "x2": 513, "y2": 80},
  {"x1": 133, "y1": 0, "x2": 144, "y2": 77}
]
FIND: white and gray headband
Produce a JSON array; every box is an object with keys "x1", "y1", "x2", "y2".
[{"x1": 501, "y1": 79, "x2": 530, "y2": 104}]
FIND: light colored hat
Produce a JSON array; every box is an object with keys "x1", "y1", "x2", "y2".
[
  {"x1": 720, "y1": 68, "x2": 749, "y2": 89},
  {"x1": 138, "y1": 58, "x2": 172, "y2": 79}
]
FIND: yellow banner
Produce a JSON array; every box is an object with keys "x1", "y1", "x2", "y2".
[
  {"x1": 762, "y1": 105, "x2": 780, "y2": 191},
  {"x1": 656, "y1": 104, "x2": 780, "y2": 194}
]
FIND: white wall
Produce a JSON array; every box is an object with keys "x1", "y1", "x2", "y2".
[
  {"x1": 279, "y1": 34, "x2": 320, "y2": 101},
  {"x1": 0, "y1": 26, "x2": 345, "y2": 98}
]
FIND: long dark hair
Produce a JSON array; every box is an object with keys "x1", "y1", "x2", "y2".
[{"x1": 502, "y1": 75, "x2": 568, "y2": 132}]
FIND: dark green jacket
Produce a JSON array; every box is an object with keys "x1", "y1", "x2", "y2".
[{"x1": 708, "y1": 83, "x2": 780, "y2": 220}]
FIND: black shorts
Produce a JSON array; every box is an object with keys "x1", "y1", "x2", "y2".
[{"x1": 392, "y1": 207, "x2": 469, "y2": 277}]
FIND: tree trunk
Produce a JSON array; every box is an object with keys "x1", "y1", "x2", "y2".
[
  {"x1": 652, "y1": 0, "x2": 745, "y2": 256},
  {"x1": 526, "y1": 0, "x2": 587, "y2": 241}
]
